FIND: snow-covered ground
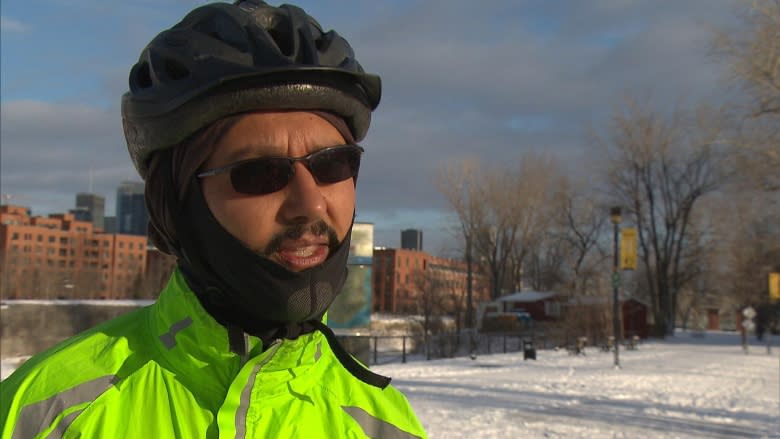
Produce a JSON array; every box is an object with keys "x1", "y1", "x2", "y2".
[
  {"x1": 3, "y1": 331, "x2": 778, "y2": 438},
  {"x1": 372, "y1": 331, "x2": 780, "y2": 439}
]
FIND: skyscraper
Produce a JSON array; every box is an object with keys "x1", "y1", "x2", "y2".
[
  {"x1": 401, "y1": 229, "x2": 423, "y2": 251},
  {"x1": 75, "y1": 193, "x2": 105, "y2": 231},
  {"x1": 116, "y1": 181, "x2": 147, "y2": 236}
]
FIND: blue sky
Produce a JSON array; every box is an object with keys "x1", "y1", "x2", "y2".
[{"x1": 1, "y1": 0, "x2": 742, "y2": 256}]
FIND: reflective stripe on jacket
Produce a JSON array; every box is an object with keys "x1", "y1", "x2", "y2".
[{"x1": 0, "y1": 269, "x2": 427, "y2": 438}]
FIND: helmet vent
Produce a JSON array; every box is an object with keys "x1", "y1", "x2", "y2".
[
  {"x1": 314, "y1": 36, "x2": 326, "y2": 52},
  {"x1": 164, "y1": 59, "x2": 190, "y2": 80},
  {"x1": 267, "y1": 26, "x2": 294, "y2": 57},
  {"x1": 134, "y1": 62, "x2": 153, "y2": 89}
]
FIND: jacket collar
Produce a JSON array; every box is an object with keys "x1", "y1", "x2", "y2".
[{"x1": 149, "y1": 268, "x2": 325, "y2": 408}]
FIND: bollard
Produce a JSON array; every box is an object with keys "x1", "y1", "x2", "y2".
[
  {"x1": 373, "y1": 336, "x2": 378, "y2": 365},
  {"x1": 402, "y1": 336, "x2": 406, "y2": 364}
]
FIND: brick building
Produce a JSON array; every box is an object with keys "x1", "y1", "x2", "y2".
[
  {"x1": 372, "y1": 247, "x2": 490, "y2": 314},
  {"x1": 0, "y1": 205, "x2": 148, "y2": 299},
  {"x1": 146, "y1": 247, "x2": 178, "y2": 294}
]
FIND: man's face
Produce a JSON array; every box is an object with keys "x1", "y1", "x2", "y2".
[{"x1": 200, "y1": 111, "x2": 355, "y2": 272}]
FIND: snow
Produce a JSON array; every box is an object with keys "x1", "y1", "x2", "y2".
[
  {"x1": 371, "y1": 331, "x2": 780, "y2": 438},
  {"x1": 2, "y1": 331, "x2": 778, "y2": 438},
  {"x1": 1, "y1": 299, "x2": 154, "y2": 307}
]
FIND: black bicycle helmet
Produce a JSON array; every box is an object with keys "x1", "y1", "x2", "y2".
[{"x1": 122, "y1": 0, "x2": 381, "y2": 179}]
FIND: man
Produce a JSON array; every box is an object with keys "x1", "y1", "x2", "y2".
[{"x1": 0, "y1": 1, "x2": 427, "y2": 438}]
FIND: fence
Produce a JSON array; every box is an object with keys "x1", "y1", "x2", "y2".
[{"x1": 339, "y1": 329, "x2": 566, "y2": 366}]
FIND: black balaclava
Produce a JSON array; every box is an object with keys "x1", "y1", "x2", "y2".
[
  {"x1": 175, "y1": 178, "x2": 350, "y2": 341},
  {"x1": 174, "y1": 178, "x2": 389, "y2": 389}
]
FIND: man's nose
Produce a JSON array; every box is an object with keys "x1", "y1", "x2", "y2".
[{"x1": 278, "y1": 162, "x2": 326, "y2": 223}]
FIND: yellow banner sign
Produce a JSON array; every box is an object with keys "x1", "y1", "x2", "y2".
[
  {"x1": 620, "y1": 228, "x2": 638, "y2": 270},
  {"x1": 770, "y1": 272, "x2": 780, "y2": 303}
]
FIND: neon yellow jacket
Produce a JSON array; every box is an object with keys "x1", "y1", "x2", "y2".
[{"x1": 0, "y1": 270, "x2": 427, "y2": 438}]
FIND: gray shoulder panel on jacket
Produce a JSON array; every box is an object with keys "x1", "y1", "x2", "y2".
[{"x1": 12, "y1": 375, "x2": 116, "y2": 439}]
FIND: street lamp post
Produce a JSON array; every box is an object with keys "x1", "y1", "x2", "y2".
[{"x1": 610, "y1": 206, "x2": 622, "y2": 369}]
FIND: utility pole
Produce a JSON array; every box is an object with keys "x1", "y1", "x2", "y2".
[{"x1": 610, "y1": 207, "x2": 622, "y2": 369}]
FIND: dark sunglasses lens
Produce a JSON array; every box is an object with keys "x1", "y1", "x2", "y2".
[
  {"x1": 230, "y1": 158, "x2": 292, "y2": 194},
  {"x1": 310, "y1": 147, "x2": 362, "y2": 184}
]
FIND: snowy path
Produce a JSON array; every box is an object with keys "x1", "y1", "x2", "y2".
[{"x1": 373, "y1": 332, "x2": 780, "y2": 438}]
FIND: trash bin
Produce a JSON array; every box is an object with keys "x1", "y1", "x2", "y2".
[{"x1": 523, "y1": 338, "x2": 536, "y2": 360}]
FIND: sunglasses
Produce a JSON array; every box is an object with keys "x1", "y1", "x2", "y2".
[{"x1": 196, "y1": 144, "x2": 364, "y2": 195}]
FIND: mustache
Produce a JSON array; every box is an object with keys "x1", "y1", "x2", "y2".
[{"x1": 263, "y1": 220, "x2": 340, "y2": 255}]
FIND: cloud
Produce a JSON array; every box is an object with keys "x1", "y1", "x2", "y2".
[
  {"x1": 339, "y1": 0, "x2": 742, "y2": 253},
  {"x1": 0, "y1": 0, "x2": 744, "y2": 256},
  {"x1": 1, "y1": 16, "x2": 30, "y2": 33},
  {"x1": 0, "y1": 100, "x2": 137, "y2": 216}
]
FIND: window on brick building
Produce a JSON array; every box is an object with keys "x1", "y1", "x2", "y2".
[
  {"x1": 119, "y1": 242, "x2": 124, "y2": 249},
  {"x1": 11, "y1": 233, "x2": 19, "y2": 240},
  {"x1": 37, "y1": 235, "x2": 42, "y2": 242},
  {"x1": 24, "y1": 234, "x2": 31, "y2": 240},
  {"x1": 48, "y1": 236, "x2": 55, "y2": 243}
]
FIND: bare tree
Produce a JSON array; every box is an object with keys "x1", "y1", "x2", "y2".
[
  {"x1": 438, "y1": 153, "x2": 563, "y2": 307},
  {"x1": 505, "y1": 154, "x2": 563, "y2": 294},
  {"x1": 599, "y1": 98, "x2": 728, "y2": 336},
  {"x1": 717, "y1": 194, "x2": 780, "y2": 307},
  {"x1": 471, "y1": 164, "x2": 521, "y2": 300},
  {"x1": 407, "y1": 268, "x2": 449, "y2": 360},
  {"x1": 715, "y1": 0, "x2": 780, "y2": 119},
  {"x1": 553, "y1": 186, "x2": 610, "y2": 297},
  {"x1": 437, "y1": 159, "x2": 487, "y2": 328},
  {"x1": 673, "y1": 211, "x2": 719, "y2": 330},
  {"x1": 714, "y1": 0, "x2": 780, "y2": 191}
]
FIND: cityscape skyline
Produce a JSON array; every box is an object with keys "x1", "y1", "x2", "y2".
[
  {"x1": 1, "y1": 182, "x2": 439, "y2": 252},
  {"x1": 1, "y1": 1, "x2": 745, "y2": 259}
]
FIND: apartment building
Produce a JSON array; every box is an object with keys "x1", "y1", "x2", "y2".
[
  {"x1": 372, "y1": 247, "x2": 490, "y2": 314},
  {"x1": 0, "y1": 205, "x2": 148, "y2": 299}
]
